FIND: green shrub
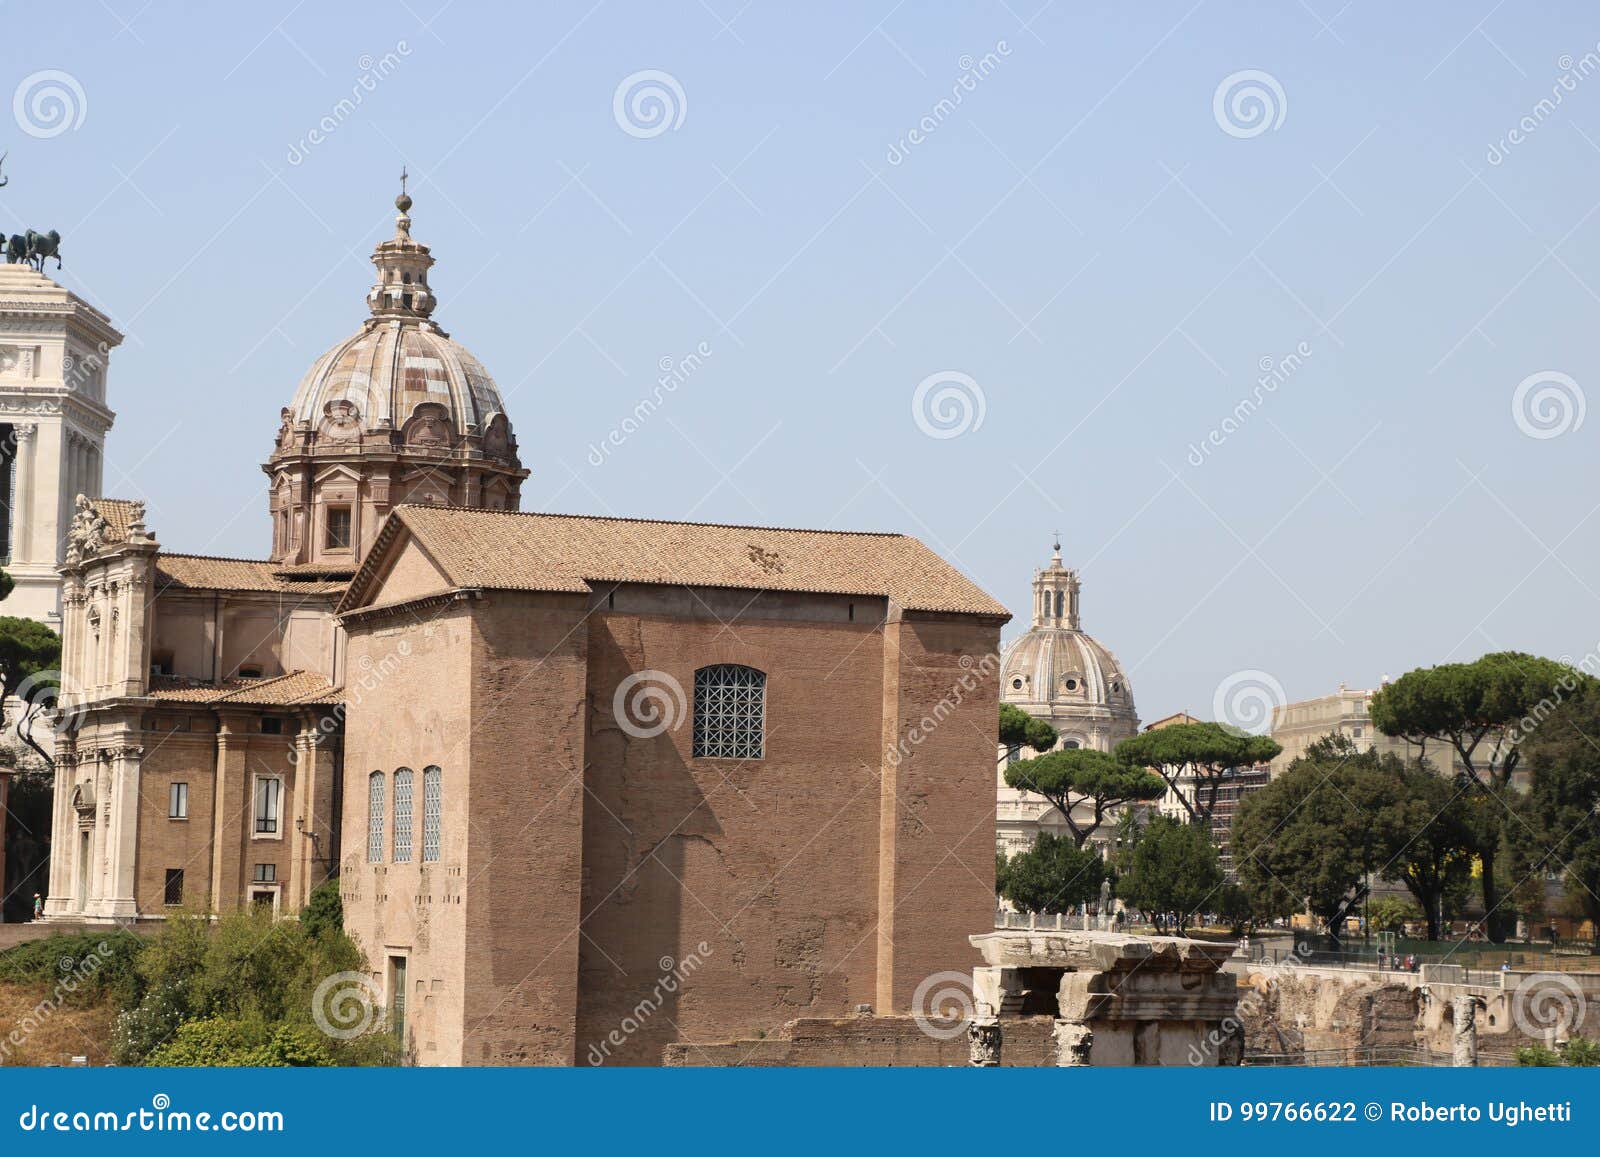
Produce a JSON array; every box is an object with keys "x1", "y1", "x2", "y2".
[
  {"x1": 1558, "y1": 1038, "x2": 1600, "y2": 1066},
  {"x1": 146, "y1": 1017, "x2": 336, "y2": 1067},
  {"x1": 1515, "y1": 1040, "x2": 1599, "y2": 1067},
  {"x1": 114, "y1": 904, "x2": 395, "y2": 1067},
  {"x1": 0, "y1": 929, "x2": 143, "y2": 1007}
]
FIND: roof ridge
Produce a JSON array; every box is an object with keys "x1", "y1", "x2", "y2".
[
  {"x1": 394, "y1": 503, "x2": 907, "y2": 539},
  {"x1": 158, "y1": 551, "x2": 277, "y2": 566}
]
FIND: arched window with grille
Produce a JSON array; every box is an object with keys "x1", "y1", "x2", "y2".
[
  {"x1": 392, "y1": 768, "x2": 414, "y2": 863},
  {"x1": 422, "y1": 766, "x2": 442, "y2": 862},
  {"x1": 367, "y1": 772, "x2": 386, "y2": 863},
  {"x1": 693, "y1": 665, "x2": 766, "y2": 759}
]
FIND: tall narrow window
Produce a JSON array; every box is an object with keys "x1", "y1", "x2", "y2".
[
  {"x1": 254, "y1": 777, "x2": 281, "y2": 834},
  {"x1": 1055, "y1": 590, "x2": 1064, "y2": 620},
  {"x1": 169, "y1": 782, "x2": 188, "y2": 819},
  {"x1": 692, "y1": 665, "x2": 766, "y2": 759},
  {"x1": 164, "y1": 868, "x2": 184, "y2": 906},
  {"x1": 421, "y1": 766, "x2": 442, "y2": 862},
  {"x1": 392, "y1": 768, "x2": 414, "y2": 863},
  {"x1": 325, "y1": 505, "x2": 352, "y2": 550},
  {"x1": 367, "y1": 772, "x2": 386, "y2": 863}
]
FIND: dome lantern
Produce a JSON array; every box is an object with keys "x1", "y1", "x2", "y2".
[
  {"x1": 366, "y1": 170, "x2": 437, "y2": 320},
  {"x1": 1032, "y1": 534, "x2": 1081, "y2": 629}
]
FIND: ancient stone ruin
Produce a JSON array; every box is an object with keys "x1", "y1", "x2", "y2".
[{"x1": 967, "y1": 929, "x2": 1243, "y2": 1066}]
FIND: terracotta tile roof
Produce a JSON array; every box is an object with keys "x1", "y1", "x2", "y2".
[
  {"x1": 343, "y1": 506, "x2": 1010, "y2": 618},
  {"x1": 87, "y1": 498, "x2": 141, "y2": 544},
  {"x1": 155, "y1": 554, "x2": 347, "y2": 597},
  {"x1": 145, "y1": 671, "x2": 342, "y2": 706},
  {"x1": 272, "y1": 562, "x2": 358, "y2": 578}
]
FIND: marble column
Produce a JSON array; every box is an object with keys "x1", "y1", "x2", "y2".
[
  {"x1": 1452, "y1": 994, "x2": 1479, "y2": 1067},
  {"x1": 11, "y1": 423, "x2": 34, "y2": 563},
  {"x1": 102, "y1": 744, "x2": 142, "y2": 918},
  {"x1": 967, "y1": 1019, "x2": 1002, "y2": 1066},
  {"x1": 42, "y1": 751, "x2": 74, "y2": 916}
]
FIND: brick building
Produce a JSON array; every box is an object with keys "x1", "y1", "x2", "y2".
[
  {"x1": 43, "y1": 188, "x2": 1009, "y2": 1063},
  {"x1": 336, "y1": 506, "x2": 1006, "y2": 1064}
]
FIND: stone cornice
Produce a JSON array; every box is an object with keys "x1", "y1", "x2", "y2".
[{"x1": 338, "y1": 586, "x2": 479, "y2": 628}]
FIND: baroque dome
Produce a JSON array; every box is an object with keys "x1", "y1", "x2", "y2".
[
  {"x1": 263, "y1": 184, "x2": 526, "y2": 568},
  {"x1": 269, "y1": 186, "x2": 519, "y2": 466},
  {"x1": 998, "y1": 542, "x2": 1138, "y2": 751},
  {"x1": 284, "y1": 322, "x2": 513, "y2": 454}
]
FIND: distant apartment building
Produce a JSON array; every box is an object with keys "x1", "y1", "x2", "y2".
[
  {"x1": 1209, "y1": 765, "x2": 1270, "y2": 880},
  {"x1": 1268, "y1": 683, "x2": 1460, "y2": 777},
  {"x1": 1139, "y1": 712, "x2": 1269, "y2": 877}
]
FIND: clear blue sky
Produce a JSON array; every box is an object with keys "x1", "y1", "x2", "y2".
[{"x1": 11, "y1": 1, "x2": 1600, "y2": 721}]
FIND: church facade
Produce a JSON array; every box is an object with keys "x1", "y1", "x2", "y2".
[{"x1": 43, "y1": 189, "x2": 1008, "y2": 1064}]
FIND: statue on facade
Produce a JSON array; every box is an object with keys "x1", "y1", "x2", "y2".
[{"x1": 65, "y1": 494, "x2": 108, "y2": 563}]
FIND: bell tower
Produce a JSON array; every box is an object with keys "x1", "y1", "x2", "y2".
[
  {"x1": 0, "y1": 264, "x2": 121, "y2": 624},
  {"x1": 1031, "y1": 536, "x2": 1081, "y2": 629}
]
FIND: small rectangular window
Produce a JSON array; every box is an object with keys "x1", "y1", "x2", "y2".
[
  {"x1": 325, "y1": 505, "x2": 352, "y2": 550},
  {"x1": 254, "y1": 777, "x2": 282, "y2": 835},
  {"x1": 253, "y1": 863, "x2": 276, "y2": 883},
  {"x1": 169, "y1": 782, "x2": 188, "y2": 819},
  {"x1": 164, "y1": 868, "x2": 184, "y2": 906},
  {"x1": 260, "y1": 717, "x2": 283, "y2": 735}
]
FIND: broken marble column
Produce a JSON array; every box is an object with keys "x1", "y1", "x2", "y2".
[{"x1": 1452, "y1": 993, "x2": 1479, "y2": 1068}]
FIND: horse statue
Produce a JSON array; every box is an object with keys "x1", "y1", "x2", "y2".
[
  {"x1": 24, "y1": 229, "x2": 60, "y2": 272},
  {"x1": 4, "y1": 234, "x2": 24, "y2": 265}
]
